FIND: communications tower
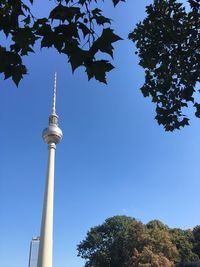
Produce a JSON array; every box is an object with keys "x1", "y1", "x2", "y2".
[{"x1": 37, "y1": 73, "x2": 63, "y2": 267}]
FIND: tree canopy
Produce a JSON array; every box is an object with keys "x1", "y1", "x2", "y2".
[
  {"x1": 77, "y1": 215, "x2": 200, "y2": 267},
  {"x1": 129, "y1": 0, "x2": 200, "y2": 131},
  {"x1": 0, "y1": 0, "x2": 125, "y2": 86},
  {"x1": 2, "y1": 0, "x2": 200, "y2": 131}
]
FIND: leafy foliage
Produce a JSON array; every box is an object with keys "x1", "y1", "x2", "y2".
[
  {"x1": 77, "y1": 216, "x2": 144, "y2": 267},
  {"x1": 129, "y1": 0, "x2": 200, "y2": 131},
  {"x1": 192, "y1": 226, "x2": 200, "y2": 258},
  {"x1": 146, "y1": 220, "x2": 179, "y2": 262},
  {"x1": 77, "y1": 215, "x2": 200, "y2": 267},
  {"x1": 130, "y1": 246, "x2": 174, "y2": 267},
  {"x1": 170, "y1": 228, "x2": 199, "y2": 264},
  {"x1": 0, "y1": 0, "x2": 125, "y2": 86}
]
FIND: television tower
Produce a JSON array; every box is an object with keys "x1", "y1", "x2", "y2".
[{"x1": 37, "y1": 73, "x2": 63, "y2": 267}]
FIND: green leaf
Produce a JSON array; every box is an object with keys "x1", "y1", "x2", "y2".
[
  {"x1": 93, "y1": 15, "x2": 111, "y2": 26},
  {"x1": 34, "y1": 18, "x2": 48, "y2": 28},
  {"x1": 22, "y1": 15, "x2": 31, "y2": 25},
  {"x1": 12, "y1": 65, "x2": 27, "y2": 86},
  {"x1": 41, "y1": 34, "x2": 55, "y2": 48},
  {"x1": 4, "y1": 51, "x2": 22, "y2": 65},
  {"x1": 68, "y1": 49, "x2": 89, "y2": 72},
  {"x1": 92, "y1": 8, "x2": 102, "y2": 16},
  {"x1": 49, "y1": 5, "x2": 80, "y2": 22},
  {"x1": 112, "y1": 0, "x2": 126, "y2": 7},
  {"x1": 90, "y1": 28, "x2": 122, "y2": 58},
  {"x1": 101, "y1": 28, "x2": 123, "y2": 43},
  {"x1": 12, "y1": 28, "x2": 37, "y2": 55},
  {"x1": 55, "y1": 23, "x2": 79, "y2": 40},
  {"x1": 86, "y1": 60, "x2": 114, "y2": 83},
  {"x1": 78, "y1": 23, "x2": 91, "y2": 38},
  {"x1": 194, "y1": 103, "x2": 200, "y2": 118}
]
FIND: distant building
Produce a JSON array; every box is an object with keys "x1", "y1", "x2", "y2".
[{"x1": 28, "y1": 237, "x2": 40, "y2": 267}]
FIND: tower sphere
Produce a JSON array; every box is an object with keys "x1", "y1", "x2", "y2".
[
  {"x1": 42, "y1": 119, "x2": 63, "y2": 144},
  {"x1": 42, "y1": 125, "x2": 63, "y2": 144}
]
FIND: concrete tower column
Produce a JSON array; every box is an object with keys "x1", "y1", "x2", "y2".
[
  {"x1": 37, "y1": 73, "x2": 63, "y2": 267},
  {"x1": 37, "y1": 143, "x2": 56, "y2": 267}
]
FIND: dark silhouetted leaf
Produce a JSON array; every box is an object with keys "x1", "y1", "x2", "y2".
[
  {"x1": 49, "y1": 5, "x2": 80, "y2": 22},
  {"x1": 112, "y1": 0, "x2": 126, "y2": 7},
  {"x1": 86, "y1": 60, "x2": 114, "y2": 83}
]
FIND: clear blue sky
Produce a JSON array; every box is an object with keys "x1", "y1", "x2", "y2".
[{"x1": 0, "y1": 1, "x2": 199, "y2": 267}]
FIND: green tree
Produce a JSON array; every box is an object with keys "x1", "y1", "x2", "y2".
[
  {"x1": 170, "y1": 228, "x2": 199, "y2": 264},
  {"x1": 0, "y1": 0, "x2": 125, "y2": 86},
  {"x1": 77, "y1": 215, "x2": 200, "y2": 266},
  {"x1": 129, "y1": 0, "x2": 200, "y2": 131},
  {"x1": 146, "y1": 220, "x2": 179, "y2": 263},
  {"x1": 130, "y1": 246, "x2": 174, "y2": 267},
  {"x1": 77, "y1": 216, "x2": 180, "y2": 266},
  {"x1": 192, "y1": 226, "x2": 200, "y2": 258},
  {"x1": 77, "y1": 216, "x2": 149, "y2": 267}
]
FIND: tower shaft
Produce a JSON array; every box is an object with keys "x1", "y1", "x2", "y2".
[{"x1": 37, "y1": 143, "x2": 56, "y2": 267}]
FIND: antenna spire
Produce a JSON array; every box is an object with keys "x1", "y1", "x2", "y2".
[{"x1": 52, "y1": 72, "x2": 57, "y2": 114}]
